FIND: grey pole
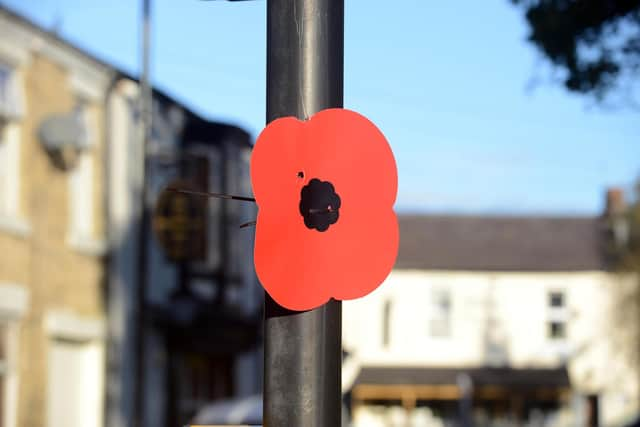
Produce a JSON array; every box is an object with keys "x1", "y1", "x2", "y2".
[
  {"x1": 264, "y1": 0, "x2": 344, "y2": 426},
  {"x1": 134, "y1": 0, "x2": 152, "y2": 426}
]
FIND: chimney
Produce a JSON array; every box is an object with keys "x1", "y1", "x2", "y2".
[
  {"x1": 604, "y1": 188, "x2": 629, "y2": 247},
  {"x1": 605, "y1": 188, "x2": 626, "y2": 217}
]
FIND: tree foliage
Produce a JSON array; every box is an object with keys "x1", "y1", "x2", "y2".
[{"x1": 512, "y1": 0, "x2": 640, "y2": 99}]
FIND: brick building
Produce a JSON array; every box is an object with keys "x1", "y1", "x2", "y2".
[
  {"x1": 0, "y1": 7, "x2": 262, "y2": 427},
  {"x1": 0, "y1": 7, "x2": 112, "y2": 427}
]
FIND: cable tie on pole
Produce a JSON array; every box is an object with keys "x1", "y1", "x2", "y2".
[{"x1": 168, "y1": 187, "x2": 256, "y2": 202}]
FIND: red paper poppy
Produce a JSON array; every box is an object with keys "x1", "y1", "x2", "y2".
[{"x1": 251, "y1": 108, "x2": 398, "y2": 311}]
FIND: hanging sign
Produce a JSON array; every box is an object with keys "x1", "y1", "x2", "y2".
[
  {"x1": 153, "y1": 180, "x2": 207, "y2": 262},
  {"x1": 251, "y1": 108, "x2": 398, "y2": 311}
]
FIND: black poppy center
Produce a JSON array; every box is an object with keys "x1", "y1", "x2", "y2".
[{"x1": 299, "y1": 178, "x2": 341, "y2": 232}]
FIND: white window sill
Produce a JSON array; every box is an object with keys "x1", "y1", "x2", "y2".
[
  {"x1": 67, "y1": 233, "x2": 107, "y2": 257},
  {"x1": 0, "y1": 215, "x2": 31, "y2": 238},
  {"x1": 44, "y1": 310, "x2": 105, "y2": 341}
]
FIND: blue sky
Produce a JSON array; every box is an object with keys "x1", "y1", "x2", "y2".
[{"x1": 7, "y1": 0, "x2": 640, "y2": 215}]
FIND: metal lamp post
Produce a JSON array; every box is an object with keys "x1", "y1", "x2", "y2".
[
  {"x1": 264, "y1": 1, "x2": 344, "y2": 425},
  {"x1": 208, "y1": 0, "x2": 345, "y2": 424}
]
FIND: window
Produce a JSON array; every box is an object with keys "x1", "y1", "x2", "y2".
[
  {"x1": 72, "y1": 101, "x2": 91, "y2": 149},
  {"x1": 68, "y1": 152, "x2": 94, "y2": 238},
  {"x1": 173, "y1": 353, "x2": 233, "y2": 425},
  {"x1": 0, "y1": 63, "x2": 23, "y2": 225},
  {"x1": 0, "y1": 321, "x2": 18, "y2": 427},
  {"x1": 0, "y1": 63, "x2": 23, "y2": 120},
  {"x1": 68, "y1": 100, "x2": 95, "y2": 241},
  {"x1": 0, "y1": 66, "x2": 11, "y2": 110},
  {"x1": 44, "y1": 311, "x2": 105, "y2": 427},
  {"x1": 46, "y1": 339, "x2": 104, "y2": 427},
  {"x1": 430, "y1": 288, "x2": 451, "y2": 337},
  {"x1": 382, "y1": 300, "x2": 392, "y2": 347},
  {"x1": 0, "y1": 120, "x2": 23, "y2": 228},
  {"x1": 549, "y1": 291, "x2": 564, "y2": 308},
  {"x1": 0, "y1": 121, "x2": 18, "y2": 217},
  {"x1": 0, "y1": 323, "x2": 7, "y2": 427},
  {"x1": 547, "y1": 290, "x2": 568, "y2": 341},
  {"x1": 548, "y1": 321, "x2": 566, "y2": 339}
]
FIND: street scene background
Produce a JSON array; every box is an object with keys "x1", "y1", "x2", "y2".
[{"x1": 0, "y1": 1, "x2": 639, "y2": 426}]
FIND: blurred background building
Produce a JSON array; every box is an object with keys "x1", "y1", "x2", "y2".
[
  {"x1": 106, "y1": 75, "x2": 262, "y2": 427},
  {"x1": 0, "y1": 7, "x2": 111, "y2": 427},
  {"x1": 1, "y1": 1, "x2": 639, "y2": 427},
  {"x1": 0, "y1": 6, "x2": 262, "y2": 427},
  {"x1": 343, "y1": 191, "x2": 639, "y2": 427}
]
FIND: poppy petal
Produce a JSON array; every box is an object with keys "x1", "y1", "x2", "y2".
[{"x1": 251, "y1": 108, "x2": 398, "y2": 311}]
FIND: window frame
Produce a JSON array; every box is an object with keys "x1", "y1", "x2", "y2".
[
  {"x1": 44, "y1": 311, "x2": 105, "y2": 427},
  {"x1": 548, "y1": 291, "x2": 565, "y2": 309},
  {"x1": 66, "y1": 98, "x2": 105, "y2": 256},
  {"x1": 0, "y1": 61, "x2": 28, "y2": 237},
  {"x1": 546, "y1": 289, "x2": 569, "y2": 341},
  {"x1": 0, "y1": 61, "x2": 24, "y2": 120},
  {"x1": 68, "y1": 149, "x2": 95, "y2": 239},
  {"x1": 0, "y1": 318, "x2": 20, "y2": 427},
  {"x1": 382, "y1": 300, "x2": 392, "y2": 348},
  {"x1": 429, "y1": 287, "x2": 452, "y2": 338}
]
